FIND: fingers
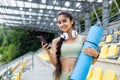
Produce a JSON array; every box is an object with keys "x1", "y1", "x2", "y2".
[
  {"x1": 82, "y1": 46, "x2": 95, "y2": 55},
  {"x1": 82, "y1": 47, "x2": 91, "y2": 52},
  {"x1": 82, "y1": 46, "x2": 98, "y2": 57},
  {"x1": 41, "y1": 42, "x2": 51, "y2": 49},
  {"x1": 41, "y1": 41, "x2": 46, "y2": 46},
  {"x1": 82, "y1": 48, "x2": 90, "y2": 54}
]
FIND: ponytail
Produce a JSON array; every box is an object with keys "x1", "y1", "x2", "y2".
[{"x1": 54, "y1": 38, "x2": 64, "y2": 80}]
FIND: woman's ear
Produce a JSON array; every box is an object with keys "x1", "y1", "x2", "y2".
[{"x1": 71, "y1": 20, "x2": 74, "y2": 25}]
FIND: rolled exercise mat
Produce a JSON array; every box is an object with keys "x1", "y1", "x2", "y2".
[{"x1": 70, "y1": 26, "x2": 103, "y2": 80}]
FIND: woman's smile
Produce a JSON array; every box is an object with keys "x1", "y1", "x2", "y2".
[{"x1": 61, "y1": 26, "x2": 68, "y2": 31}]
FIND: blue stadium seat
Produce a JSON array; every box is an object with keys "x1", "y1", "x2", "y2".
[
  {"x1": 109, "y1": 29, "x2": 114, "y2": 35},
  {"x1": 112, "y1": 34, "x2": 119, "y2": 43},
  {"x1": 102, "y1": 30, "x2": 109, "y2": 36}
]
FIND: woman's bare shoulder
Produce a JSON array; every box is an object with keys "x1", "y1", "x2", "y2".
[{"x1": 52, "y1": 37, "x2": 60, "y2": 44}]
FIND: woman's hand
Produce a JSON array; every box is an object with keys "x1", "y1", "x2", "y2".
[
  {"x1": 82, "y1": 47, "x2": 99, "y2": 58},
  {"x1": 41, "y1": 42, "x2": 51, "y2": 53}
]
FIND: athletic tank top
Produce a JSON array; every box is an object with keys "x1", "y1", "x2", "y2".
[{"x1": 61, "y1": 35, "x2": 83, "y2": 59}]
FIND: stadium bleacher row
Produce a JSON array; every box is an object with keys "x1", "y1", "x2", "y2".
[
  {"x1": 99, "y1": 25, "x2": 120, "y2": 60},
  {"x1": 99, "y1": 44, "x2": 120, "y2": 60},
  {"x1": 0, "y1": 53, "x2": 32, "y2": 80},
  {"x1": 87, "y1": 66, "x2": 117, "y2": 80},
  {"x1": 100, "y1": 26, "x2": 120, "y2": 45}
]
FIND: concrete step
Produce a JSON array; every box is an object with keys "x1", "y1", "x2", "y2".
[{"x1": 21, "y1": 54, "x2": 54, "y2": 80}]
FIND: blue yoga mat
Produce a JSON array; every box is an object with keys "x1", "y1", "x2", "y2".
[{"x1": 70, "y1": 25, "x2": 103, "y2": 80}]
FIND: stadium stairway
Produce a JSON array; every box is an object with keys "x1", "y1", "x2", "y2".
[{"x1": 21, "y1": 54, "x2": 54, "y2": 80}]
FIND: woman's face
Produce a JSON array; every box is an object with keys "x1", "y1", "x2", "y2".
[{"x1": 57, "y1": 14, "x2": 73, "y2": 32}]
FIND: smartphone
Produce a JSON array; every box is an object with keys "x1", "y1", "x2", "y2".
[
  {"x1": 37, "y1": 36, "x2": 46, "y2": 44},
  {"x1": 37, "y1": 36, "x2": 51, "y2": 49}
]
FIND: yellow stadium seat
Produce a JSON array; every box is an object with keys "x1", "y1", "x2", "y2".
[
  {"x1": 99, "y1": 45, "x2": 109, "y2": 59},
  {"x1": 105, "y1": 35, "x2": 112, "y2": 43},
  {"x1": 114, "y1": 30, "x2": 120, "y2": 34},
  {"x1": 99, "y1": 42, "x2": 106, "y2": 45},
  {"x1": 87, "y1": 67, "x2": 102, "y2": 80},
  {"x1": 12, "y1": 62, "x2": 21, "y2": 72},
  {"x1": 117, "y1": 57, "x2": 120, "y2": 60},
  {"x1": 1, "y1": 74, "x2": 4, "y2": 80},
  {"x1": 87, "y1": 67, "x2": 93, "y2": 80},
  {"x1": 107, "y1": 45, "x2": 119, "y2": 57},
  {"x1": 39, "y1": 53, "x2": 50, "y2": 61},
  {"x1": 103, "y1": 70, "x2": 116, "y2": 80}
]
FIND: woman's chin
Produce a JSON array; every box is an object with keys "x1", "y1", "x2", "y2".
[{"x1": 61, "y1": 29, "x2": 68, "y2": 32}]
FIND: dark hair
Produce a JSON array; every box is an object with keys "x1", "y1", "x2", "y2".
[
  {"x1": 54, "y1": 38, "x2": 64, "y2": 80},
  {"x1": 54, "y1": 11, "x2": 75, "y2": 80},
  {"x1": 57, "y1": 11, "x2": 75, "y2": 29}
]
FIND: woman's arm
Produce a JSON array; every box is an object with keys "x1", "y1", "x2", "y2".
[
  {"x1": 41, "y1": 38, "x2": 58, "y2": 67},
  {"x1": 82, "y1": 36, "x2": 99, "y2": 64},
  {"x1": 82, "y1": 46, "x2": 99, "y2": 64}
]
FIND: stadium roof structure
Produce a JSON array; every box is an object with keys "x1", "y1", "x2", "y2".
[{"x1": 0, "y1": 0, "x2": 104, "y2": 33}]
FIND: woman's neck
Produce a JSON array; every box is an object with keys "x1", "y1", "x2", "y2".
[{"x1": 67, "y1": 29, "x2": 73, "y2": 39}]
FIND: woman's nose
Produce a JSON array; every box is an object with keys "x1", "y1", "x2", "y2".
[{"x1": 59, "y1": 23, "x2": 64, "y2": 27}]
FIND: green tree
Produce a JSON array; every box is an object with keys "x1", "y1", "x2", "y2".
[{"x1": 0, "y1": 25, "x2": 55, "y2": 63}]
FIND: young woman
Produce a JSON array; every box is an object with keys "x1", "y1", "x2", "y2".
[{"x1": 41, "y1": 11, "x2": 99, "y2": 80}]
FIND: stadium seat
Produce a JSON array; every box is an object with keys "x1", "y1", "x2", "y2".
[
  {"x1": 112, "y1": 34, "x2": 119, "y2": 43},
  {"x1": 22, "y1": 59, "x2": 28, "y2": 70},
  {"x1": 105, "y1": 35, "x2": 112, "y2": 43},
  {"x1": 39, "y1": 53, "x2": 50, "y2": 61},
  {"x1": 16, "y1": 73, "x2": 20, "y2": 80},
  {"x1": 87, "y1": 66, "x2": 102, "y2": 80},
  {"x1": 114, "y1": 31, "x2": 120, "y2": 34},
  {"x1": 99, "y1": 36, "x2": 106, "y2": 45},
  {"x1": 117, "y1": 57, "x2": 120, "y2": 60},
  {"x1": 107, "y1": 45, "x2": 119, "y2": 57},
  {"x1": 100, "y1": 36, "x2": 106, "y2": 42},
  {"x1": 113, "y1": 27, "x2": 119, "y2": 34},
  {"x1": 103, "y1": 70, "x2": 116, "y2": 80},
  {"x1": 99, "y1": 42, "x2": 106, "y2": 45},
  {"x1": 12, "y1": 62, "x2": 21, "y2": 72},
  {"x1": 108, "y1": 47, "x2": 120, "y2": 60},
  {"x1": 113, "y1": 27, "x2": 119, "y2": 32},
  {"x1": 102, "y1": 30, "x2": 109, "y2": 36},
  {"x1": 12, "y1": 68, "x2": 22, "y2": 80},
  {"x1": 109, "y1": 29, "x2": 114, "y2": 35},
  {"x1": 87, "y1": 66, "x2": 93, "y2": 80},
  {"x1": 99, "y1": 45, "x2": 109, "y2": 59}
]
